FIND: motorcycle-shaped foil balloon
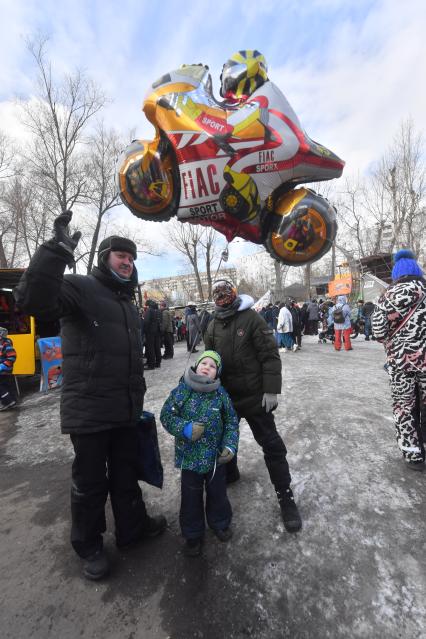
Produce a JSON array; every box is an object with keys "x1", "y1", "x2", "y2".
[{"x1": 118, "y1": 52, "x2": 344, "y2": 265}]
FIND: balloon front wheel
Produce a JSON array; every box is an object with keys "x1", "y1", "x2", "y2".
[{"x1": 117, "y1": 136, "x2": 180, "y2": 222}]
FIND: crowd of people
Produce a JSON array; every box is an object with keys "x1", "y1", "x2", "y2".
[
  {"x1": 138, "y1": 300, "x2": 213, "y2": 368},
  {"x1": 3, "y1": 211, "x2": 425, "y2": 581},
  {"x1": 258, "y1": 295, "x2": 376, "y2": 353}
]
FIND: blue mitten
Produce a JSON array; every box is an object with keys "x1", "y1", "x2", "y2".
[{"x1": 183, "y1": 422, "x2": 205, "y2": 441}]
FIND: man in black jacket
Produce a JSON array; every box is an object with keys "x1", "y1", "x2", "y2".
[
  {"x1": 289, "y1": 300, "x2": 302, "y2": 350},
  {"x1": 14, "y1": 212, "x2": 166, "y2": 580},
  {"x1": 160, "y1": 301, "x2": 174, "y2": 360},
  {"x1": 144, "y1": 300, "x2": 162, "y2": 368},
  {"x1": 362, "y1": 300, "x2": 375, "y2": 341},
  {"x1": 204, "y1": 280, "x2": 302, "y2": 533}
]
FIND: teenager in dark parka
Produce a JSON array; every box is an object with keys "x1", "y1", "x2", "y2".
[
  {"x1": 203, "y1": 280, "x2": 302, "y2": 533},
  {"x1": 14, "y1": 211, "x2": 166, "y2": 580},
  {"x1": 144, "y1": 299, "x2": 162, "y2": 368}
]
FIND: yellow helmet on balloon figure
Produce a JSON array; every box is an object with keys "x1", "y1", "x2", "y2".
[{"x1": 220, "y1": 50, "x2": 268, "y2": 101}]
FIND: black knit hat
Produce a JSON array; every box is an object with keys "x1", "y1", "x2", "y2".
[{"x1": 98, "y1": 236, "x2": 137, "y2": 265}]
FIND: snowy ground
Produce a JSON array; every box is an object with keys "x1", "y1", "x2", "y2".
[{"x1": 1, "y1": 335, "x2": 426, "y2": 639}]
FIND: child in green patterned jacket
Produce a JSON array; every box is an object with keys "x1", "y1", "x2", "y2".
[{"x1": 160, "y1": 350, "x2": 239, "y2": 556}]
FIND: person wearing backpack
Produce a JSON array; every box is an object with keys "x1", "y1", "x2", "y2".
[{"x1": 331, "y1": 295, "x2": 352, "y2": 351}]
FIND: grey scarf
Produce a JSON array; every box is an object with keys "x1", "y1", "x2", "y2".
[
  {"x1": 184, "y1": 366, "x2": 220, "y2": 393},
  {"x1": 214, "y1": 296, "x2": 242, "y2": 320}
]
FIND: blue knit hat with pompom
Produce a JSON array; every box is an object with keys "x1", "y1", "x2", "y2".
[{"x1": 391, "y1": 249, "x2": 423, "y2": 281}]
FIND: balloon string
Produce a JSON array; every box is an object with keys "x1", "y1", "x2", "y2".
[{"x1": 183, "y1": 240, "x2": 230, "y2": 372}]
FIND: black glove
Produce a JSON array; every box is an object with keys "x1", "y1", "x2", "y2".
[{"x1": 53, "y1": 210, "x2": 82, "y2": 257}]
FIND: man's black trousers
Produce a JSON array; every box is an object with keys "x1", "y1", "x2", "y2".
[
  {"x1": 145, "y1": 333, "x2": 162, "y2": 367},
  {"x1": 70, "y1": 427, "x2": 149, "y2": 557},
  {"x1": 307, "y1": 319, "x2": 318, "y2": 335},
  {"x1": 163, "y1": 331, "x2": 174, "y2": 358},
  {"x1": 227, "y1": 407, "x2": 292, "y2": 492},
  {"x1": 292, "y1": 329, "x2": 302, "y2": 348}
]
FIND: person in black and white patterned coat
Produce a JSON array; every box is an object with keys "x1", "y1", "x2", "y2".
[{"x1": 372, "y1": 249, "x2": 426, "y2": 469}]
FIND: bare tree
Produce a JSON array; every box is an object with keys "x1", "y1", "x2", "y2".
[
  {"x1": 167, "y1": 221, "x2": 205, "y2": 300},
  {"x1": 81, "y1": 122, "x2": 125, "y2": 272},
  {"x1": 0, "y1": 131, "x2": 18, "y2": 266},
  {"x1": 273, "y1": 261, "x2": 290, "y2": 298},
  {"x1": 0, "y1": 208, "x2": 16, "y2": 267},
  {"x1": 0, "y1": 130, "x2": 15, "y2": 181},
  {"x1": 1, "y1": 175, "x2": 50, "y2": 265},
  {"x1": 373, "y1": 120, "x2": 425, "y2": 255},
  {"x1": 330, "y1": 241, "x2": 336, "y2": 279},
  {"x1": 236, "y1": 257, "x2": 275, "y2": 299},
  {"x1": 336, "y1": 120, "x2": 426, "y2": 262},
  {"x1": 304, "y1": 262, "x2": 311, "y2": 300},
  {"x1": 235, "y1": 276, "x2": 259, "y2": 299},
  {"x1": 20, "y1": 36, "x2": 106, "y2": 217},
  {"x1": 198, "y1": 226, "x2": 224, "y2": 299},
  {"x1": 167, "y1": 221, "x2": 224, "y2": 301},
  {"x1": 334, "y1": 176, "x2": 369, "y2": 259}
]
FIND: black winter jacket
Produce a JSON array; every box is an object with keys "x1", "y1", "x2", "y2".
[
  {"x1": 144, "y1": 305, "x2": 162, "y2": 335},
  {"x1": 289, "y1": 306, "x2": 301, "y2": 332},
  {"x1": 204, "y1": 306, "x2": 281, "y2": 416},
  {"x1": 161, "y1": 308, "x2": 173, "y2": 333},
  {"x1": 14, "y1": 242, "x2": 145, "y2": 434}
]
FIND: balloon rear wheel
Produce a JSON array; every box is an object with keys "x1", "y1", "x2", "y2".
[{"x1": 263, "y1": 190, "x2": 337, "y2": 266}]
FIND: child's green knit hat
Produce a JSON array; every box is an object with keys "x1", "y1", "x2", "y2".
[{"x1": 195, "y1": 350, "x2": 222, "y2": 374}]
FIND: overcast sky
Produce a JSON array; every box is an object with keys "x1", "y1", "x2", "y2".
[{"x1": 1, "y1": 0, "x2": 425, "y2": 278}]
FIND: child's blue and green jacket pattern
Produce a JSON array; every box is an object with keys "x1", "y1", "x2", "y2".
[{"x1": 160, "y1": 369, "x2": 239, "y2": 474}]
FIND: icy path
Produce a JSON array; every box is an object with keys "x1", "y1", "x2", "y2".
[{"x1": 1, "y1": 336, "x2": 425, "y2": 639}]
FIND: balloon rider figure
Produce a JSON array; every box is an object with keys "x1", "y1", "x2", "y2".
[
  {"x1": 217, "y1": 50, "x2": 269, "y2": 224},
  {"x1": 0, "y1": 327, "x2": 17, "y2": 411}
]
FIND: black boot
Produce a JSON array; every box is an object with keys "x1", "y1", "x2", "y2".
[
  {"x1": 117, "y1": 515, "x2": 167, "y2": 549},
  {"x1": 277, "y1": 488, "x2": 302, "y2": 533},
  {"x1": 83, "y1": 549, "x2": 109, "y2": 581},
  {"x1": 183, "y1": 537, "x2": 203, "y2": 557},
  {"x1": 142, "y1": 514, "x2": 167, "y2": 537},
  {"x1": 213, "y1": 527, "x2": 233, "y2": 542}
]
